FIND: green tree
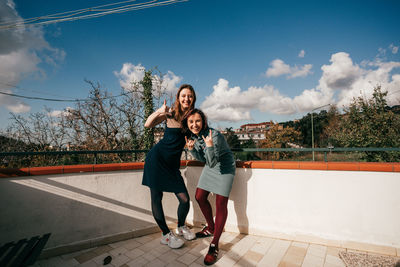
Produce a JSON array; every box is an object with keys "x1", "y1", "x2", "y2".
[
  {"x1": 223, "y1": 127, "x2": 241, "y2": 149},
  {"x1": 295, "y1": 110, "x2": 330, "y2": 147},
  {"x1": 142, "y1": 70, "x2": 155, "y2": 150},
  {"x1": 258, "y1": 122, "x2": 301, "y2": 160},
  {"x1": 326, "y1": 86, "x2": 400, "y2": 161}
]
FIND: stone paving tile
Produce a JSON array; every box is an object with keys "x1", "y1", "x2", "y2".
[
  {"x1": 302, "y1": 245, "x2": 326, "y2": 267},
  {"x1": 125, "y1": 255, "x2": 149, "y2": 267},
  {"x1": 91, "y1": 245, "x2": 114, "y2": 255},
  {"x1": 176, "y1": 252, "x2": 199, "y2": 265},
  {"x1": 250, "y1": 236, "x2": 275, "y2": 255},
  {"x1": 111, "y1": 254, "x2": 131, "y2": 266},
  {"x1": 166, "y1": 260, "x2": 189, "y2": 267},
  {"x1": 145, "y1": 258, "x2": 165, "y2": 267},
  {"x1": 38, "y1": 230, "x2": 398, "y2": 267},
  {"x1": 134, "y1": 235, "x2": 154, "y2": 244},
  {"x1": 188, "y1": 262, "x2": 204, "y2": 267},
  {"x1": 74, "y1": 250, "x2": 98, "y2": 264},
  {"x1": 279, "y1": 244, "x2": 308, "y2": 267},
  {"x1": 158, "y1": 250, "x2": 181, "y2": 264},
  {"x1": 109, "y1": 246, "x2": 128, "y2": 257},
  {"x1": 257, "y1": 239, "x2": 291, "y2": 267},
  {"x1": 92, "y1": 253, "x2": 112, "y2": 265},
  {"x1": 79, "y1": 260, "x2": 98, "y2": 267},
  {"x1": 307, "y1": 244, "x2": 327, "y2": 258},
  {"x1": 324, "y1": 254, "x2": 345, "y2": 267},
  {"x1": 125, "y1": 247, "x2": 145, "y2": 260}
]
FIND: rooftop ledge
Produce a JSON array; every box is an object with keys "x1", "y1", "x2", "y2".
[
  {"x1": 1, "y1": 160, "x2": 399, "y2": 261},
  {"x1": 1, "y1": 160, "x2": 399, "y2": 177}
]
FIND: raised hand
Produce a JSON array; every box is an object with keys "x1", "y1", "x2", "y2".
[
  {"x1": 185, "y1": 136, "x2": 195, "y2": 150},
  {"x1": 156, "y1": 99, "x2": 172, "y2": 116},
  {"x1": 202, "y1": 129, "x2": 213, "y2": 147}
]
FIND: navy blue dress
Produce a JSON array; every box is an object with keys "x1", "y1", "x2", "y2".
[{"x1": 142, "y1": 126, "x2": 187, "y2": 193}]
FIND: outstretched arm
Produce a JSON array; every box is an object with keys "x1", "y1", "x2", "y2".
[{"x1": 144, "y1": 100, "x2": 172, "y2": 128}]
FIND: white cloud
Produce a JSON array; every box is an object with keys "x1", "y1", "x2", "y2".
[
  {"x1": 114, "y1": 63, "x2": 182, "y2": 95},
  {"x1": 298, "y1": 50, "x2": 305, "y2": 58},
  {"x1": 201, "y1": 52, "x2": 400, "y2": 122},
  {"x1": 265, "y1": 59, "x2": 290, "y2": 77},
  {"x1": 114, "y1": 63, "x2": 145, "y2": 90},
  {"x1": 319, "y1": 52, "x2": 361, "y2": 90},
  {"x1": 266, "y1": 59, "x2": 312, "y2": 79},
  {"x1": 48, "y1": 108, "x2": 72, "y2": 118},
  {"x1": 389, "y1": 43, "x2": 399, "y2": 54},
  {"x1": 0, "y1": 0, "x2": 65, "y2": 113}
]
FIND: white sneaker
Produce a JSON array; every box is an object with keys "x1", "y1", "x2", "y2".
[
  {"x1": 174, "y1": 225, "x2": 196, "y2": 240},
  {"x1": 160, "y1": 232, "x2": 184, "y2": 249}
]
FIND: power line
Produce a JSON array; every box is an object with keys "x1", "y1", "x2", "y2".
[
  {"x1": 0, "y1": 82, "x2": 77, "y2": 100},
  {"x1": 0, "y1": 89, "x2": 134, "y2": 102},
  {"x1": 0, "y1": 0, "x2": 188, "y2": 30}
]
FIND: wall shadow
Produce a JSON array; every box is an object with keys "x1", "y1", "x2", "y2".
[{"x1": 0, "y1": 174, "x2": 159, "y2": 249}]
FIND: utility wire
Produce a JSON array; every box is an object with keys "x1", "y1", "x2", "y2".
[
  {"x1": 0, "y1": 89, "x2": 135, "y2": 102},
  {"x1": 0, "y1": 82, "x2": 77, "y2": 100},
  {"x1": 0, "y1": 0, "x2": 188, "y2": 30}
]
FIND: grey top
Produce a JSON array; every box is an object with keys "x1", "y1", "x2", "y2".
[{"x1": 189, "y1": 127, "x2": 235, "y2": 197}]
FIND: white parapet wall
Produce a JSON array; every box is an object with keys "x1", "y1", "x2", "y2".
[
  {"x1": 0, "y1": 165, "x2": 399, "y2": 252},
  {"x1": 186, "y1": 167, "x2": 400, "y2": 249}
]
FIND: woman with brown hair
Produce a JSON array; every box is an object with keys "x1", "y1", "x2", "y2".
[
  {"x1": 182, "y1": 108, "x2": 236, "y2": 265},
  {"x1": 142, "y1": 84, "x2": 197, "y2": 249}
]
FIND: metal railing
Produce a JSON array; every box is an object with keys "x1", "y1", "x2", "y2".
[{"x1": 1, "y1": 147, "x2": 399, "y2": 168}]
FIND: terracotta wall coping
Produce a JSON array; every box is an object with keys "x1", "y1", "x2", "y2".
[{"x1": 1, "y1": 161, "x2": 399, "y2": 178}]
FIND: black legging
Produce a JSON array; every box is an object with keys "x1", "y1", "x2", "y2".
[{"x1": 150, "y1": 188, "x2": 190, "y2": 235}]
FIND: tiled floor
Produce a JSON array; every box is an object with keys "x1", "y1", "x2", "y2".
[{"x1": 35, "y1": 228, "x2": 396, "y2": 267}]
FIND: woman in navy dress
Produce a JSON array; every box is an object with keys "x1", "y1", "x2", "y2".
[{"x1": 142, "y1": 84, "x2": 196, "y2": 249}]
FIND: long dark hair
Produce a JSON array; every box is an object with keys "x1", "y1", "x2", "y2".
[
  {"x1": 182, "y1": 108, "x2": 208, "y2": 134},
  {"x1": 170, "y1": 84, "x2": 196, "y2": 122}
]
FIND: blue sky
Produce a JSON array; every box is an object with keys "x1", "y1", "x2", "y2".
[{"x1": 1, "y1": 0, "x2": 399, "y2": 130}]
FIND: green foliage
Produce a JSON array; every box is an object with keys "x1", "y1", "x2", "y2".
[
  {"x1": 294, "y1": 110, "x2": 330, "y2": 147},
  {"x1": 326, "y1": 86, "x2": 400, "y2": 161},
  {"x1": 224, "y1": 127, "x2": 241, "y2": 149},
  {"x1": 258, "y1": 122, "x2": 301, "y2": 160},
  {"x1": 141, "y1": 70, "x2": 154, "y2": 150}
]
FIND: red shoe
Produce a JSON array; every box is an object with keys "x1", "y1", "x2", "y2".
[
  {"x1": 204, "y1": 243, "x2": 218, "y2": 265},
  {"x1": 195, "y1": 225, "x2": 214, "y2": 238}
]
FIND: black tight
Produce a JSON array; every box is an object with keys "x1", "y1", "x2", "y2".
[{"x1": 150, "y1": 188, "x2": 190, "y2": 235}]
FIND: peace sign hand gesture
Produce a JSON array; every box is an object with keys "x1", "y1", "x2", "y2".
[
  {"x1": 202, "y1": 129, "x2": 213, "y2": 147},
  {"x1": 185, "y1": 136, "x2": 195, "y2": 150}
]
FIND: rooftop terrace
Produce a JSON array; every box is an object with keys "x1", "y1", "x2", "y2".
[{"x1": 1, "y1": 161, "x2": 399, "y2": 266}]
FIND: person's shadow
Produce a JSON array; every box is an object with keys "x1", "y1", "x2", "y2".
[
  {"x1": 229, "y1": 162, "x2": 252, "y2": 234},
  {"x1": 181, "y1": 161, "x2": 204, "y2": 227}
]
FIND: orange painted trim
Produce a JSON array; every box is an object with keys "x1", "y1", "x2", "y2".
[
  {"x1": 299, "y1": 162, "x2": 328, "y2": 170},
  {"x1": 394, "y1": 163, "x2": 400, "y2": 172},
  {"x1": 0, "y1": 161, "x2": 399, "y2": 178},
  {"x1": 93, "y1": 163, "x2": 122, "y2": 172},
  {"x1": 63, "y1": 164, "x2": 94, "y2": 173},
  {"x1": 119, "y1": 162, "x2": 145, "y2": 170},
  {"x1": 29, "y1": 166, "x2": 64, "y2": 176},
  {"x1": 327, "y1": 162, "x2": 359, "y2": 171},
  {"x1": 273, "y1": 161, "x2": 300, "y2": 170},
  {"x1": 358, "y1": 162, "x2": 394, "y2": 172}
]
